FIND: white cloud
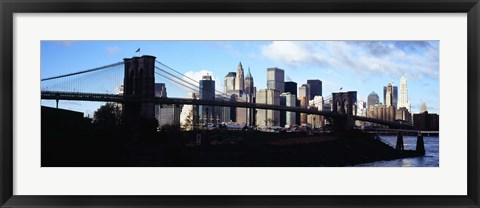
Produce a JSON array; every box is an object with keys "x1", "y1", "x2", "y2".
[
  {"x1": 261, "y1": 41, "x2": 327, "y2": 67},
  {"x1": 260, "y1": 41, "x2": 439, "y2": 80},
  {"x1": 105, "y1": 46, "x2": 121, "y2": 55}
]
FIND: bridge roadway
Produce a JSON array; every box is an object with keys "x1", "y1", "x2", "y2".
[{"x1": 41, "y1": 91, "x2": 413, "y2": 129}]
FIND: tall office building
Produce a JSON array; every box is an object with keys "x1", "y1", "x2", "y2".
[
  {"x1": 396, "y1": 107, "x2": 411, "y2": 123},
  {"x1": 310, "y1": 96, "x2": 324, "y2": 109},
  {"x1": 385, "y1": 83, "x2": 394, "y2": 107},
  {"x1": 299, "y1": 96, "x2": 308, "y2": 124},
  {"x1": 383, "y1": 85, "x2": 398, "y2": 108},
  {"x1": 298, "y1": 84, "x2": 310, "y2": 101},
  {"x1": 235, "y1": 62, "x2": 245, "y2": 94},
  {"x1": 199, "y1": 74, "x2": 215, "y2": 125},
  {"x1": 420, "y1": 101, "x2": 428, "y2": 113},
  {"x1": 223, "y1": 64, "x2": 255, "y2": 125},
  {"x1": 244, "y1": 67, "x2": 255, "y2": 96},
  {"x1": 154, "y1": 83, "x2": 180, "y2": 127},
  {"x1": 308, "y1": 96, "x2": 325, "y2": 127},
  {"x1": 307, "y1": 79, "x2": 322, "y2": 98},
  {"x1": 267, "y1": 67, "x2": 285, "y2": 93},
  {"x1": 367, "y1": 104, "x2": 396, "y2": 122},
  {"x1": 398, "y1": 74, "x2": 412, "y2": 112},
  {"x1": 154, "y1": 83, "x2": 167, "y2": 98},
  {"x1": 243, "y1": 68, "x2": 255, "y2": 126},
  {"x1": 224, "y1": 72, "x2": 236, "y2": 94},
  {"x1": 223, "y1": 71, "x2": 234, "y2": 123},
  {"x1": 413, "y1": 111, "x2": 439, "y2": 131},
  {"x1": 256, "y1": 89, "x2": 280, "y2": 127},
  {"x1": 280, "y1": 92, "x2": 296, "y2": 127},
  {"x1": 284, "y1": 81, "x2": 297, "y2": 96},
  {"x1": 367, "y1": 91, "x2": 379, "y2": 108}
]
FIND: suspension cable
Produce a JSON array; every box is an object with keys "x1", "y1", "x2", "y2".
[
  {"x1": 41, "y1": 61, "x2": 124, "y2": 81},
  {"x1": 155, "y1": 61, "x2": 234, "y2": 99}
]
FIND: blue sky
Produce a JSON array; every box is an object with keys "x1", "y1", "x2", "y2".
[{"x1": 41, "y1": 40, "x2": 439, "y2": 116}]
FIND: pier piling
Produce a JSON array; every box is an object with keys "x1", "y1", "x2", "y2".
[
  {"x1": 416, "y1": 132, "x2": 426, "y2": 155},
  {"x1": 396, "y1": 132, "x2": 404, "y2": 150}
]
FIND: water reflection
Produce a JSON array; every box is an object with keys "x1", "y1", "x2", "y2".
[{"x1": 355, "y1": 136, "x2": 439, "y2": 167}]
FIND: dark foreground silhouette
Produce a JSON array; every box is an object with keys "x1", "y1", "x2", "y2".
[{"x1": 42, "y1": 122, "x2": 423, "y2": 167}]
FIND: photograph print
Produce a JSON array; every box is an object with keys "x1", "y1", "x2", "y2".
[{"x1": 40, "y1": 40, "x2": 439, "y2": 167}]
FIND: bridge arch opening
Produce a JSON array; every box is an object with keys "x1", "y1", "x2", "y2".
[{"x1": 336, "y1": 100, "x2": 342, "y2": 113}]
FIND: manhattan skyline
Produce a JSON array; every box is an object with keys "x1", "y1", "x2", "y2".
[{"x1": 41, "y1": 40, "x2": 439, "y2": 116}]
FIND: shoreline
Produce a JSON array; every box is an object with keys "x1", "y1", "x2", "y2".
[{"x1": 42, "y1": 129, "x2": 425, "y2": 167}]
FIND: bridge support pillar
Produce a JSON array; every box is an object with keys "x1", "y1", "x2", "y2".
[
  {"x1": 122, "y1": 55, "x2": 157, "y2": 141},
  {"x1": 333, "y1": 116, "x2": 355, "y2": 130},
  {"x1": 396, "y1": 132, "x2": 404, "y2": 150},
  {"x1": 416, "y1": 132, "x2": 426, "y2": 155},
  {"x1": 174, "y1": 104, "x2": 182, "y2": 128},
  {"x1": 331, "y1": 91, "x2": 357, "y2": 130}
]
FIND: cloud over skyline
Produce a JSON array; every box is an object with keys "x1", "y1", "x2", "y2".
[
  {"x1": 260, "y1": 41, "x2": 439, "y2": 81},
  {"x1": 105, "y1": 46, "x2": 121, "y2": 55},
  {"x1": 183, "y1": 70, "x2": 224, "y2": 94}
]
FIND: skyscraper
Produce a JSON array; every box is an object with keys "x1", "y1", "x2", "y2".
[
  {"x1": 398, "y1": 74, "x2": 412, "y2": 112},
  {"x1": 308, "y1": 96, "x2": 325, "y2": 127},
  {"x1": 420, "y1": 101, "x2": 428, "y2": 113},
  {"x1": 367, "y1": 91, "x2": 379, "y2": 108},
  {"x1": 367, "y1": 104, "x2": 396, "y2": 122},
  {"x1": 298, "y1": 84, "x2": 310, "y2": 101},
  {"x1": 222, "y1": 72, "x2": 235, "y2": 122},
  {"x1": 267, "y1": 67, "x2": 285, "y2": 93},
  {"x1": 154, "y1": 83, "x2": 167, "y2": 98},
  {"x1": 242, "y1": 67, "x2": 256, "y2": 126},
  {"x1": 383, "y1": 85, "x2": 398, "y2": 108},
  {"x1": 256, "y1": 89, "x2": 280, "y2": 127},
  {"x1": 244, "y1": 67, "x2": 254, "y2": 96},
  {"x1": 235, "y1": 62, "x2": 244, "y2": 94},
  {"x1": 280, "y1": 92, "x2": 296, "y2": 127},
  {"x1": 199, "y1": 74, "x2": 215, "y2": 126},
  {"x1": 154, "y1": 83, "x2": 180, "y2": 127},
  {"x1": 385, "y1": 83, "x2": 393, "y2": 107},
  {"x1": 396, "y1": 107, "x2": 411, "y2": 123},
  {"x1": 224, "y1": 72, "x2": 236, "y2": 94},
  {"x1": 307, "y1": 79, "x2": 322, "y2": 98},
  {"x1": 284, "y1": 81, "x2": 297, "y2": 96},
  {"x1": 299, "y1": 96, "x2": 308, "y2": 124}
]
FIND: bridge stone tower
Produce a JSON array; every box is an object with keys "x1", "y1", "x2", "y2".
[
  {"x1": 332, "y1": 91, "x2": 357, "y2": 129},
  {"x1": 122, "y1": 55, "x2": 157, "y2": 134}
]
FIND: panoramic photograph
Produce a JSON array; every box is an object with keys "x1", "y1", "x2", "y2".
[{"x1": 40, "y1": 40, "x2": 439, "y2": 167}]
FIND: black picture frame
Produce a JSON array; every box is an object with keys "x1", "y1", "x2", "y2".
[{"x1": 1, "y1": 0, "x2": 479, "y2": 207}]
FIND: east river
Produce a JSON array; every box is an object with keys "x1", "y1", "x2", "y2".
[{"x1": 355, "y1": 135, "x2": 439, "y2": 167}]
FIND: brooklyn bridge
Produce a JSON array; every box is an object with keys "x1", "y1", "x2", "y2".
[
  {"x1": 41, "y1": 55, "x2": 414, "y2": 130},
  {"x1": 40, "y1": 55, "x2": 431, "y2": 167}
]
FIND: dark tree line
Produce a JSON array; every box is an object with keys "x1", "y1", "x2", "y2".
[{"x1": 93, "y1": 102, "x2": 122, "y2": 127}]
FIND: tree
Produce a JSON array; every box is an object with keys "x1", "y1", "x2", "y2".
[
  {"x1": 93, "y1": 103, "x2": 122, "y2": 127},
  {"x1": 182, "y1": 110, "x2": 194, "y2": 131}
]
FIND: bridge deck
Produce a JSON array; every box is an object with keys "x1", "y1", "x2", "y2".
[{"x1": 41, "y1": 91, "x2": 414, "y2": 129}]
